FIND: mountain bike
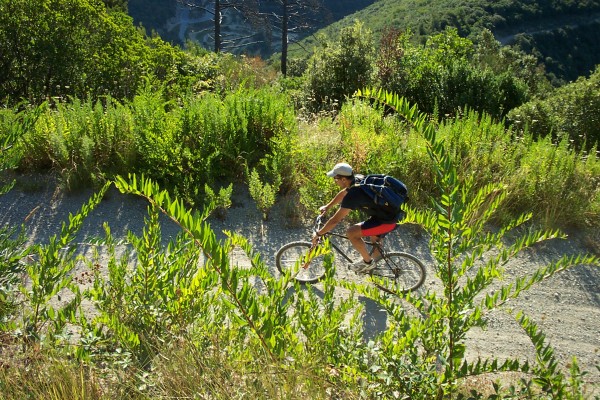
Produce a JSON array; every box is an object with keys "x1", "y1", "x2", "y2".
[{"x1": 275, "y1": 215, "x2": 426, "y2": 294}]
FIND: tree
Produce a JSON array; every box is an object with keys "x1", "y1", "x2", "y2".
[
  {"x1": 0, "y1": 0, "x2": 150, "y2": 104},
  {"x1": 176, "y1": 0, "x2": 263, "y2": 53},
  {"x1": 263, "y1": 0, "x2": 328, "y2": 76},
  {"x1": 0, "y1": 0, "x2": 205, "y2": 106},
  {"x1": 101, "y1": 0, "x2": 127, "y2": 11},
  {"x1": 373, "y1": 27, "x2": 537, "y2": 119},
  {"x1": 507, "y1": 66, "x2": 600, "y2": 150},
  {"x1": 176, "y1": 0, "x2": 329, "y2": 75},
  {"x1": 301, "y1": 20, "x2": 374, "y2": 112}
]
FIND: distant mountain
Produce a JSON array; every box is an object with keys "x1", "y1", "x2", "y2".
[
  {"x1": 288, "y1": 0, "x2": 600, "y2": 84},
  {"x1": 128, "y1": 0, "x2": 600, "y2": 83},
  {"x1": 127, "y1": 0, "x2": 376, "y2": 57}
]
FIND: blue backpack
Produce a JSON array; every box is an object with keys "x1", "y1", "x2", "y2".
[{"x1": 357, "y1": 174, "x2": 409, "y2": 211}]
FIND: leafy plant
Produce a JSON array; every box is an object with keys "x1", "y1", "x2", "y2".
[
  {"x1": 0, "y1": 102, "x2": 45, "y2": 192},
  {"x1": 16, "y1": 182, "x2": 110, "y2": 348},
  {"x1": 80, "y1": 175, "x2": 299, "y2": 368},
  {"x1": 302, "y1": 20, "x2": 375, "y2": 113},
  {"x1": 355, "y1": 88, "x2": 599, "y2": 398},
  {"x1": 248, "y1": 168, "x2": 279, "y2": 221},
  {"x1": 203, "y1": 183, "x2": 233, "y2": 220},
  {"x1": 0, "y1": 105, "x2": 36, "y2": 324},
  {"x1": 0, "y1": 226, "x2": 27, "y2": 328},
  {"x1": 508, "y1": 66, "x2": 600, "y2": 151}
]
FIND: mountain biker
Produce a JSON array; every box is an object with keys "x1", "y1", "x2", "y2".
[{"x1": 311, "y1": 162, "x2": 403, "y2": 273}]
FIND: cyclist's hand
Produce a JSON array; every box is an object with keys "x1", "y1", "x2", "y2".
[
  {"x1": 318, "y1": 205, "x2": 327, "y2": 215},
  {"x1": 312, "y1": 232, "x2": 321, "y2": 246}
]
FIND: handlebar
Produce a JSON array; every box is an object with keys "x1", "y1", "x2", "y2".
[{"x1": 314, "y1": 214, "x2": 325, "y2": 234}]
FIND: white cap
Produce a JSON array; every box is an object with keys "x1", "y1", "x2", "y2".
[{"x1": 326, "y1": 162, "x2": 353, "y2": 177}]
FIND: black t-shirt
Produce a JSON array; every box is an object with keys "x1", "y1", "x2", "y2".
[{"x1": 340, "y1": 186, "x2": 399, "y2": 223}]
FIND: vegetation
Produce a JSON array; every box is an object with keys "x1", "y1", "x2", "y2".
[
  {"x1": 508, "y1": 66, "x2": 600, "y2": 151},
  {"x1": 1, "y1": 0, "x2": 599, "y2": 398},
  {"x1": 287, "y1": 0, "x2": 600, "y2": 85}
]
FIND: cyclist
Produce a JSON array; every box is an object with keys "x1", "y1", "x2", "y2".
[{"x1": 311, "y1": 162, "x2": 403, "y2": 273}]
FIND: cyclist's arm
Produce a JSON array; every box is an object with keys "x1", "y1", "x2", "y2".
[
  {"x1": 316, "y1": 207, "x2": 350, "y2": 237},
  {"x1": 319, "y1": 188, "x2": 348, "y2": 214}
]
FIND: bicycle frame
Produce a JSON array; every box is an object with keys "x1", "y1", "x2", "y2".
[
  {"x1": 276, "y1": 215, "x2": 427, "y2": 292},
  {"x1": 315, "y1": 215, "x2": 388, "y2": 264}
]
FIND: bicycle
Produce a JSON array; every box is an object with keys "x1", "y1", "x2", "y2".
[{"x1": 275, "y1": 215, "x2": 426, "y2": 294}]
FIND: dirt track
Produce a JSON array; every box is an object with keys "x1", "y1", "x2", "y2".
[{"x1": 1, "y1": 176, "x2": 599, "y2": 394}]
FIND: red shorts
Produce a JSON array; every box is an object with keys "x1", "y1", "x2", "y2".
[{"x1": 360, "y1": 218, "x2": 398, "y2": 237}]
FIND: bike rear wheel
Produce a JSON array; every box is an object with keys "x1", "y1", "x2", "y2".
[
  {"x1": 275, "y1": 241, "x2": 326, "y2": 283},
  {"x1": 370, "y1": 252, "x2": 426, "y2": 294}
]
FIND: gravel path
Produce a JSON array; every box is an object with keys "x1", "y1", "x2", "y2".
[{"x1": 1, "y1": 175, "x2": 599, "y2": 394}]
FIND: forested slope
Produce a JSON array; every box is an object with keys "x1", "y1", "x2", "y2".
[
  {"x1": 288, "y1": 0, "x2": 600, "y2": 84},
  {"x1": 126, "y1": 0, "x2": 600, "y2": 84}
]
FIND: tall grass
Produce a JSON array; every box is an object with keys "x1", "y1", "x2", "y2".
[
  {"x1": 290, "y1": 96, "x2": 599, "y2": 228},
  {"x1": 510, "y1": 136, "x2": 600, "y2": 227},
  {"x1": 5, "y1": 80, "x2": 598, "y2": 227}
]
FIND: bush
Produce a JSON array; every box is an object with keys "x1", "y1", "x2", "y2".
[
  {"x1": 375, "y1": 28, "x2": 533, "y2": 120},
  {"x1": 301, "y1": 20, "x2": 375, "y2": 113},
  {"x1": 508, "y1": 66, "x2": 600, "y2": 151}
]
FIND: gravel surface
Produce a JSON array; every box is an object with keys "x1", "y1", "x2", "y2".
[{"x1": 1, "y1": 175, "x2": 599, "y2": 394}]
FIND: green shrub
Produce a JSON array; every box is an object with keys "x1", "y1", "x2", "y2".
[
  {"x1": 0, "y1": 226, "x2": 27, "y2": 326},
  {"x1": 509, "y1": 135, "x2": 600, "y2": 227},
  {"x1": 374, "y1": 27, "x2": 534, "y2": 120},
  {"x1": 508, "y1": 66, "x2": 600, "y2": 151},
  {"x1": 301, "y1": 20, "x2": 375, "y2": 113},
  {"x1": 168, "y1": 86, "x2": 296, "y2": 203},
  {"x1": 19, "y1": 98, "x2": 137, "y2": 189},
  {"x1": 353, "y1": 88, "x2": 599, "y2": 398},
  {"x1": 248, "y1": 168, "x2": 278, "y2": 221},
  {"x1": 203, "y1": 183, "x2": 233, "y2": 220}
]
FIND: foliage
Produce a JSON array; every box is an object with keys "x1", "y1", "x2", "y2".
[
  {"x1": 102, "y1": 0, "x2": 126, "y2": 11},
  {"x1": 354, "y1": 87, "x2": 600, "y2": 398},
  {"x1": 510, "y1": 19, "x2": 600, "y2": 85},
  {"x1": 0, "y1": 102, "x2": 44, "y2": 328},
  {"x1": 0, "y1": 102, "x2": 45, "y2": 192},
  {"x1": 0, "y1": 0, "x2": 145, "y2": 104},
  {"x1": 13, "y1": 84, "x2": 297, "y2": 201},
  {"x1": 301, "y1": 20, "x2": 375, "y2": 113},
  {"x1": 62, "y1": 174, "x2": 367, "y2": 392},
  {"x1": 0, "y1": 226, "x2": 27, "y2": 328},
  {"x1": 160, "y1": 85, "x2": 296, "y2": 202},
  {"x1": 288, "y1": 0, "x2": 600, "y2": 84},
  {"x1": 0, "y1": 338, "x2": 362, "y2": 399},
  {"x1": 203, "y1": 183, "x2": 233, "y2": 220},
  {"x1": 374, "y1": 27, "x2": 535, "y2": 119},
  {"x1": 0, "y1": 0, "x2": 217, "y2": 106},
  {"x1": 1, "y1": 7, "x2": 600, "y2": 395},
  {"x1": 248, "y1": 168, "x2": 279, "y2": 221},
  {"x1": 0, "y1": 358, "x2": 111, "y2": 400},
  {"x1": 508, "y1": 66, "x2": 600, "y2": 151},
  {"x1": 0, "y1": 163, "x2": 597, "y2": 398},
  {"x1": 17, "y1": 97, "x2": 138, "y2": 190},
  {"x1": 291, "y1": 92, "x2": 599, "y2": 228},
  {"x1": 14, "y1": 182, "x2": 109, "y2": 348},
  {"x1": 508, "y1": 135, "x2": 600, "y2": 227}
]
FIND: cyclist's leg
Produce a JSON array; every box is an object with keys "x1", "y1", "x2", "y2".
[
  {"x1": 347, "y1": 223, "x2": 372, "y2": 262},
  {"x1": 361, "y1": 218, "x2": 397, "y2": 260}
]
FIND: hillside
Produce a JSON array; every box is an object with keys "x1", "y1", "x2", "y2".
[
  {"x1": 288, "y1": 0, "x2": 600, "y2": 84},
  {"x1": 127, "y1": 0, "x2": 376, "y2": 57},
  {"x1": 1, "y1": 176, "x2": 599, "y2": 392},
  {"x1": 128, "y1": 0, "x2": 600, "y2": 84}
]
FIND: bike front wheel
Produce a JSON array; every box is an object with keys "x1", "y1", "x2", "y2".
[
  {"x1": 370, "y1": 252, "x2": 426, "y2": 294},
  {"x1": 275, "y1": 241, "x2": 326, "y2": 283}
]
